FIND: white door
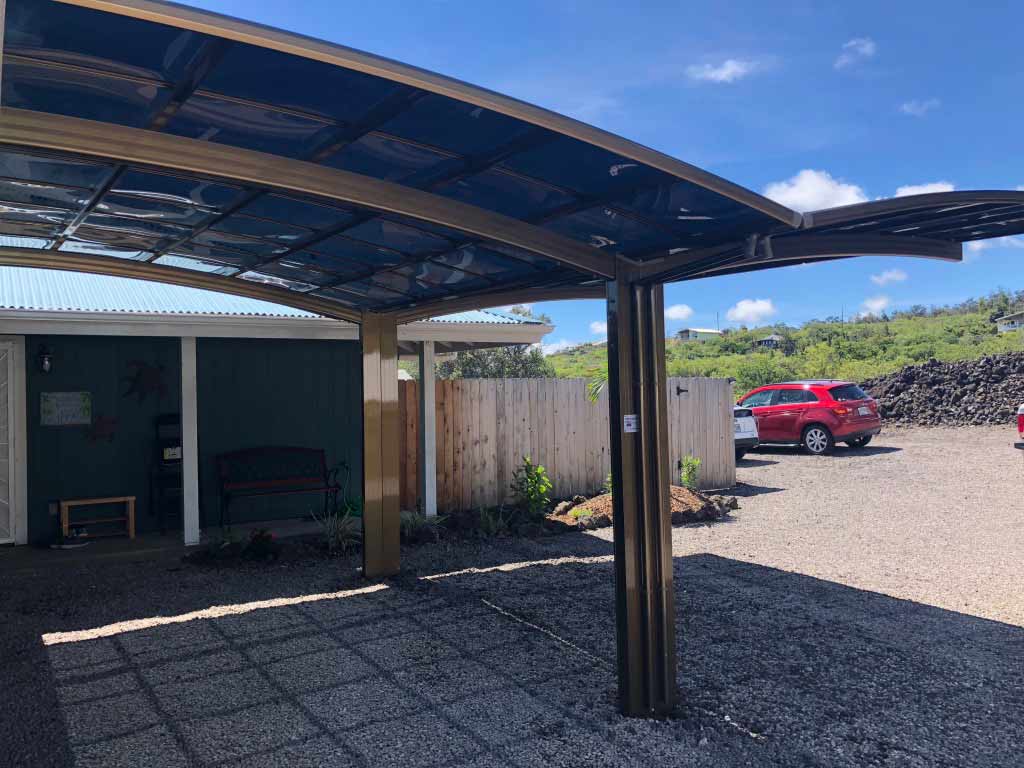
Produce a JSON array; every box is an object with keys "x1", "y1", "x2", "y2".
[{"x1": 0, "y1": 341, "x2": 13, "y2": 543}]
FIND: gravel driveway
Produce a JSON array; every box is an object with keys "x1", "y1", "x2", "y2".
[
  {"x1": 668, "y1": 425, "x2": 1024, "y2": 626},
  {"x1": 1, "y1": 427, "x2": 1020, "y2": 767}
]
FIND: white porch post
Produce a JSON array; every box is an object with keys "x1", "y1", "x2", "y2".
[
  {"x1": 181, "y1": 336, "x2": 200, "y2": 546},
  {"x1": 418, "y1": 340, "x2": 437, "y2": 517}
]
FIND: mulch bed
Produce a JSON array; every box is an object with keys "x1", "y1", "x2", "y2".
[{"x1": 546, "y1": 486, "x2": 738, "y2": 531}]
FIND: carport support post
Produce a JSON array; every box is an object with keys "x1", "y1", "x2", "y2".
[
  {"x1": 606, "y1": 273, "x2": 678, "y2": 717},
  {"x1": 180, "y1": 336, "x2": 200, "y2": 547},
  {"x1": 361, "y1": 312, "x2": 401, "y2": 578},
  {"x1": 418, "y1": 340, "x2": 437, "y2": 517}
]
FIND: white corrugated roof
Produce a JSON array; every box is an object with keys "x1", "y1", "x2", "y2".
[{"x1": 0, "y1": 267, "x2": 541, "y2": 325}]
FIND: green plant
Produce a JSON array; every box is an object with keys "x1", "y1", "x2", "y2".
[
  {"x1": 601, "y1": 472, "x2": 613, "y2": 496},
  {"x1": 679, "y1": 455, "x2": 701, "y2": 490},
  {"x1": 400, "y1": 510, "x2": 445, "y2": 544},
  {"x1": 510, "y1": 456, "x2": 553, "y2": 520},
  {"x1": 478, "y1": 506, "x2": 513, "y2": 538},
  {"x1": 311, "y1": 499, "x2": 361, "y2": 555},
  {"x1": 570, "y1": 506, "x2": 593, "y2": 519}
]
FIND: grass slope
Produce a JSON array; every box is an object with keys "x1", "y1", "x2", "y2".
[{"x1": 550, "y1": 311, "x2": 1024, "y2": 394}]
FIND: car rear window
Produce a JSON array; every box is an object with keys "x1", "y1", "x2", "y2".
[
  {"x1": 777, "y1": 389, "x2": 819, "y2": 404},
  {"x1": 829, "y1": 384, "x2": 868, "y2": 401}
]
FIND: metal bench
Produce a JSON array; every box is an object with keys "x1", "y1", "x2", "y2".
[{"x1": 216, "y1": 446, "x2": 339, "y2": 528}]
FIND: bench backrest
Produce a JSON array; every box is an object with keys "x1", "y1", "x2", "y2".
[{"x1": 216, "y1": 446, "x2": 329, "y2": 494}]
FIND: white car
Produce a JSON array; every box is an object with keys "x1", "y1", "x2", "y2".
[{"x1": 734, "y1": 406, "x2": 759, "y2": 460}]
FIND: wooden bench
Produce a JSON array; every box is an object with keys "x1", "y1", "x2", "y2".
[
  {"x1": 216, "y1": 446, "x2": 339, "y2": 528},
  {"x1": 60, "y1": 496, "x2": 136, "y2": 540}
]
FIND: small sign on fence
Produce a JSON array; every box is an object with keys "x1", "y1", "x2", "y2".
[{"x1": 623, "y1": 414, "x2": 639, "y2": 433}]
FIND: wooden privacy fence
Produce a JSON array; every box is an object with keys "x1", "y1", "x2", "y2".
[{"x1": 398, "y1": 377, "x2": 735, "y2": 513}]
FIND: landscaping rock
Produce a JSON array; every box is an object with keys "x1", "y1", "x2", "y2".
[{"x1": 863, "y1": 353, "x2": 1024, "y2": 427}]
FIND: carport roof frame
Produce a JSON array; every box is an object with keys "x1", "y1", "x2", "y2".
[{"x1": 0, "y1": 0, "x2": 1021, "y2": 322}]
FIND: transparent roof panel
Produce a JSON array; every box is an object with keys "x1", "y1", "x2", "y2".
[
  {"x1": 154, "y1": 254, "x2": 238, "y2": 276},
  {"x1": 0, "y1": 150, "x2": 110, "y2": 189},
  {"x1": 210, "y1": 214, "x2": 312, "y2": 245},
  {"x1": 323, "y1": 133, "x2": 454, "y2": 182},
  {"x1": 0, "y1": 180, "x2": 89, "y2": 210},
  {"x1": 164, "y1": 94, "x2": 335, "y2": 158},
  {"x1": 2, "y1": 59, "x2": 171, "y2": 129},
  {"x1": 94, "y1": 194, "x2": 215, "y2": 227},
  {"x1": 237, "y1": 194, "x2": 354, "y2": 232},
  {"x1": 4, "y1": 0, "x2": 203, "y2": 81},
  {"x1": 195, "y1": 42, "x2": 407, "y2": 124},
  {"x1": 111, "y1": 170, "x2": 244, "y2": 211}
]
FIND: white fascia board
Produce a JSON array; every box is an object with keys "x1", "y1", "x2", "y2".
[{"x1": 400, "y1": 321, "x2": 553, "y2": 345}]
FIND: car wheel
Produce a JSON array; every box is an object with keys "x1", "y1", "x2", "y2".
[
  {"x1": 847, "y1": 435, "x2": 872, "y2": 448},
  {"x1": 802, "y1": 425, "x2": 834, "y2": 455},
  {"x1": 735, "y1": 449, "x2": 747, "y2": 461}
]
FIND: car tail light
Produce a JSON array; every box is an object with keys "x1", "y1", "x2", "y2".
[{"x1": 832, "y1": 406, "x2": 851, "y2": 416}]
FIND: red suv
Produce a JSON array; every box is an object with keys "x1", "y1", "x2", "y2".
[{"x1": 737, "y1": 380, "x2": 881, "y2": 455}]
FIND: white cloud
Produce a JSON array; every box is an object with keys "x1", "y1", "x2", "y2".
[
  {"x1": 835, "y1": 37, "x2": 876, "y2": 69},
  {"x1": 1016, "y1": 185, "x2": 1024, "y2": 192},
  {"x1": 541, "y1": 339, "x2": 578, "y2": 356},
  {"x1": 763, "y1": 169, "x2": 867, "y2": 212},
  {"x1": 686, "y1": 59, "x2": 759, "y2": 84},
  {"x1": 966, "y1": 236, "x2": 1024, "y2": 254},
  {"x1": 895, "y1": 181, "x2": 954, "y2": 197},
  {"x1": 726, "y1": 298, "x2": 777, "y2": 325},
  {"x1": 664, "y1": 304, "x2": 694, "y2": 321},
  {"x1": 589, "y1": 320, "x2": 607, "y2": 336},
  {"x1": 870, "y1": 268, "x2": 908, "y2": 286},
  {"x1": 900, "y1": 98, "x2": 940, "y2": 117},
  {"x1": 859, "y1": 295, "x2": 891, "y2": 317}
]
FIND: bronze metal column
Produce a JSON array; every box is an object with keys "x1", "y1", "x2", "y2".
[
  {"x1": 606, "y1": 267, "x2": 678, "y2": 716},
  {"x1": 361, "y1": 312, "x2": 401, "y2": 578}
]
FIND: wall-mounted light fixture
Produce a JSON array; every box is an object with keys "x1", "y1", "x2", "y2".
[{"x1": 38, "y1": 345, "x2": 53, "y2": 374}]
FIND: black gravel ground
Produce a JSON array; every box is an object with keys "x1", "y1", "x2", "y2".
[{"x1": 2, "y1": 426, "x2": 1021, "y2": 766}]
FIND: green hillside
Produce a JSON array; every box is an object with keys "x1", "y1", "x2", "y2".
[{"x1": 549, "y1": 292, "x2": 1024, "y2": 394}]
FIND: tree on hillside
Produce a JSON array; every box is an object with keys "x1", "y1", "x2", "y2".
[{"x1": 437, "y1": 344, "x2": 554, "y2": 379}]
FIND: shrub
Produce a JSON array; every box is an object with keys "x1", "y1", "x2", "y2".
[
  {"x1": 400, "y1": 510, "x2": 445, "y2": 544},
  {"x1": 601, "y1": 472, "x2": 613, "y2": 496},
  {"x1": 478, "y1": 506, "x2": 513, "y2": 538},
  {"x1": 312, "y1": 498, "x2": 361, "y2": 555},
  {"x1": 679, "y1": 455, "x2": 701, "y2": 490},
  {"x1": 510, "y1": 456, "x2": 553, "y2": 520}
]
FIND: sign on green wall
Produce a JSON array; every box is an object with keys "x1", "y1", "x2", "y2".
[{"x1": 40, "y1": 391, "x2": 92, "y2": 426}]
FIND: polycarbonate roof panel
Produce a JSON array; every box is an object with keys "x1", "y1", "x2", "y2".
[
  {"x1": 0, "y1": 145, "x2": 571, "y2": 311},
  {"x1": 1, "y1": 0, "x2": 791, "y2": 271}
]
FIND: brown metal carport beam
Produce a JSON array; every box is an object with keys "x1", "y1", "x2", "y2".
[
  {"x1": 0, "y1": 108, "x2": 616, "y2": 280},
  {"x1": 392, "y1": 283, "x2": 607, "y2": 323}
]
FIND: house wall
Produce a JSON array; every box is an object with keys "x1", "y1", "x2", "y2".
[
  {"x1": 24, "y1": 335, "x2": 181, "y2": 544},
  {"x1": 196, "y1": 338, "x2": 362, "y2": 527}
]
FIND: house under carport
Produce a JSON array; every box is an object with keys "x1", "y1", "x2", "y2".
[{"x1": 0, "y1": 265, "x2": 550, "y2": 547}]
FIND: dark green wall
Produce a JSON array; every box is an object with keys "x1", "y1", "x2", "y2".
[
  {"x1": 196, "y1": 338, "x2": 362, "y2": 526},
  {"x1": 25, "y1": 335, "x2": 181, "y2": 544}
]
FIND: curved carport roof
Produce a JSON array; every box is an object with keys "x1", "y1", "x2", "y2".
[{"x1": 2, "y1": 0, "x2": 1020, "y2": 324}]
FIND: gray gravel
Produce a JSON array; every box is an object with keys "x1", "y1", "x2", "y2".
[{"x1": 1, "y1": 426, "x2": 1021, "y2": 767}]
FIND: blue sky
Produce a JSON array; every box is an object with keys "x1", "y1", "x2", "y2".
[{"x1": 188, "y1": 0, "x2": 1024, "y2": 350}]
